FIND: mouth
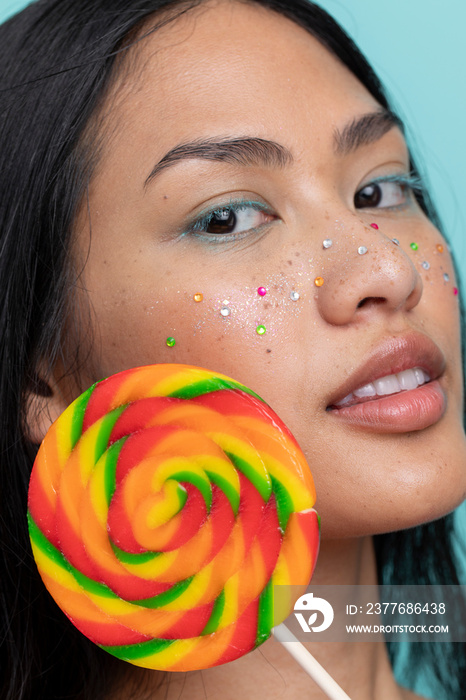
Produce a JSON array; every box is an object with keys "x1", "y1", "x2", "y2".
[
  {"x1": 326, "y1": 332, "x2": 447, "y2": 433},
  {"x1": 331, "y1": 366, "x2": 432, "y2": 409}
]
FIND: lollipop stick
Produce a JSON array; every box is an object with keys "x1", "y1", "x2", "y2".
[{"x1": 272, "y1": 624, "x2": 352, "y2": 700}]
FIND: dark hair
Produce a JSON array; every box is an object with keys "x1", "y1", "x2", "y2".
[{"x1": 0, "y1": 1, "x2": 464, "y2": 699}]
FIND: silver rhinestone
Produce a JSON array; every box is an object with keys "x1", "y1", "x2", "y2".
[
  {"x1": 422, "y1": 261, "x2": 430, "y2": 270},
  {"x1": 323, "y1": 239, "x2": 333, "y2": 249},
  {"x1": 358, "y1": 246, "x2": 368, "y2": 255},
  {"x1": 220, "y1": 306, "x2": 231, "y2": 317},
  {"x1": 290, "y1": 291, "x2": 300, "y2": 301},
  {"x1": 392, "y1": 238, "x2": 400, "y2": 246},
  {"x1": 444, "y1": 273, "x2": 450, "y2": 283}
]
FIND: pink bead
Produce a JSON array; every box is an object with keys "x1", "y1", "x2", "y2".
[
  {"x1": 370, "y1": 223, "x2": 379, "y2": 230},
  {"x1": 257, "y1": 287, "x2": 267, "y2": 296},
  {"x1": 454, "y1": 287, "x2": 459, "y2": 296}
]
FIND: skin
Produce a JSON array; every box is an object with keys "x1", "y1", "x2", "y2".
[{"x1": 30, "y1": 1, "x2": 466, "y2": 697}]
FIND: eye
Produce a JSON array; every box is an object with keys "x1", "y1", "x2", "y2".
[
  {"x1": 189, "y1": 201, "x2": 276, "y2": 238},
  {"x1": 354, "y1": 176, "x2": 419, "y2": 210}
]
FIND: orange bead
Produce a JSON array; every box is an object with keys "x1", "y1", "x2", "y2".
[
  {"x1": 193, "y1": 293, "x2": 203, "y2": 302},
  {"x1": 314, "y1": 277, "x2": 324, "y2": 287},
  {"x1": 436, "y1": 244, "x2": 444, "y2": 253}
]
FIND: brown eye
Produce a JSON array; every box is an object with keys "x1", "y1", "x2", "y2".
[
  {"x1": 354, "y1": 180, "x2": 409, "y2": 210},
  {"x1": 206, "y1": 208, "x2": 237, "y2": 234},
  {"x1": 354, "y1": 183, "x2": 382, "y2": 208},
  {"x1": 191, "y1": 203, "x2": 276, "y2": 238}
]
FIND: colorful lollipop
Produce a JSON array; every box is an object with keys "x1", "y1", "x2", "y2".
[{"x1": 28, "y1": 364, "x2": 319, "y2": 672}]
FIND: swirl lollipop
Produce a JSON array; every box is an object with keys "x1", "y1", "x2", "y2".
[{"x1": 28, "y1": 364, "x2": 319, "y2": 672}]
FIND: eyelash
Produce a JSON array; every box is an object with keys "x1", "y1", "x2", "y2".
[
  {"x1": 355, "y1": 172, "x2": 424, "y2": 209},
  {"x1": 182, "y1": 173, "x2": 424, "y2": 241},
  {"x1": 183, "y1": 198, "x2": 275, "y2": 242}
]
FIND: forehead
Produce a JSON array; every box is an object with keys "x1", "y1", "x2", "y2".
[{"x1": 102, "y1": 0, "x2": 379, "y2": 160}]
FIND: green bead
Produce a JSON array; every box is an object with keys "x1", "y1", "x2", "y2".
[
  {"x1": 166, "y1": 337, "x2": 176, "y2": 347},
  {"x1": 410, "y1": 242, "x2": 418, "y2": 251},
  {"x1": 256, "y1": 324, "x2": 266, "y2": 336}
]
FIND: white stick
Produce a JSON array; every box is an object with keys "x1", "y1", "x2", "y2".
[{"x1": 272, "y1": 623, "x2": 352, "y2": 700}]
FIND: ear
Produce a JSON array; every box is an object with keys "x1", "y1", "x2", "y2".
[{"x1": 24, "y1": 370, "x2": 75, "y2": 445}]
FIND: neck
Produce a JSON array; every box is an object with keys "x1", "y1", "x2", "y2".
[{"x1": 115, "y1": 537, "x2": 422, "y2": 700}]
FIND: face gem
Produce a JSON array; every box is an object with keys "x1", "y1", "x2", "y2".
[
  {"x1": 256, "y1": 324, "x2": 267, "y2": 335},
  {"x1": 166, "y1": 337, "x2": 176, "y2": 347},
  {"x1": 454, "y1": 287, "x2": 459, "y2": 296},
  {"x1": 410, "y1": 242, "x2": 419, "y2": 251},
  {"x1": 436, "y1": 244, "x2": 444, "y2": 253},
  {"x1": 392, "y1": 238, "x2": 400, "y2": 246},
  {"x1": 220, "y1": 306, "x2": 231, "y2": 317},
  {"x1": 290, "y1": 291, "x2": 300, "y2": 301},
  {"x1": 257, "y1": 286, "x2": 267, "y2": 296},
  {"x1": 323, "y1": 239, "x2": 333, "y2": 249},
  {"x1": 314, "y1": 277, "x2": 324, "y2": 287},
  {"x1": 370, "y1": 223, "x2": 379, "y2": 230},
  {"x1": 358, "y1": 246, "x2": 368, "y2": 255},
  {"x1": 444, "y1": 273, "x2": 450, "y2": 283},
  {"x1": 422, "y1": 261, "x2": 430, "y2": 270},
  {"x1": 193, "y1": 293, "x2": 203, "y2": 302}
]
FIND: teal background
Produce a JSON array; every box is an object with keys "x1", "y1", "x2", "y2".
[{"x1": 0, "y1": 1, "x2": 464, "y2": 697}]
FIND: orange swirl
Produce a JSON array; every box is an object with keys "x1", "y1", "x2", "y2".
[{"x1": 28, "y1": 364, "x2": 319, "y2": 670}]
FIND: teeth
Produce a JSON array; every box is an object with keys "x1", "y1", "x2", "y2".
[
  {"x1": 354, "y1": 383, "x2": 377, "y2": 398},
  {"x1": 335, "y1": 367, "x2": 430, "y2": 407},
  {"x1": 397, "y1": 369, "x2": 418, "y2": 391},
  {"x1": 374, "y1": 374, "x2": 401, "y2": 396}
]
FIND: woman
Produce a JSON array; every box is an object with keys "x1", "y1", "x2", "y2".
[{"x1": 1, "y1": 0, "x2": 465, "y2": 698}]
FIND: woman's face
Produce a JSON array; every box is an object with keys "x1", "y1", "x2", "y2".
[{"x1": 70, "y1": 0, "x2": 466, "y2": 537}]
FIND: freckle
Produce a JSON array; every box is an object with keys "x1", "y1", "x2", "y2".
[
  {"x1": 287, "y1": 260, "x2": 293, "y2": 266},
  {"x1": 103, "y1": 259, "x2": 107, "y2": 265},
  {"x1": 266, "y1": 349, "x2": 272, "y2": 354},
  {"x1": 163, "y1": 195, "x2": 168, "y2": 200},
  {"x1": 295, "y1": 252, "x2": 300, "y2": 257},
  {"x1": 264, "y1": 302, "x2": 271, "y2": 309}
]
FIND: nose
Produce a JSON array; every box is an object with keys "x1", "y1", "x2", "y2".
[{"x1": 314, "y1": 227, "x2": 423, "y2": 326}]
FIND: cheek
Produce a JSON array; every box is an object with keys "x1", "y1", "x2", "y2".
[{"x1": 87, "y1": 249, "x2": 316, "y2": 401}]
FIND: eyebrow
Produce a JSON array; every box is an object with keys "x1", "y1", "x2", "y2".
[
  {"x1": 334, "y1": 109, "x2": 404, "y2": 156},
  {"x1": 144, "y1": 137, "x2": 293, "y2": 187},
  {"x1": 144, "y1": 109, "x2": 404, "y2": 187}
]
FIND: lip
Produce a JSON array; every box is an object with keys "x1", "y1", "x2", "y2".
[{"x1": 326, "y1": 332, "x2": 447, "y2": 432}]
